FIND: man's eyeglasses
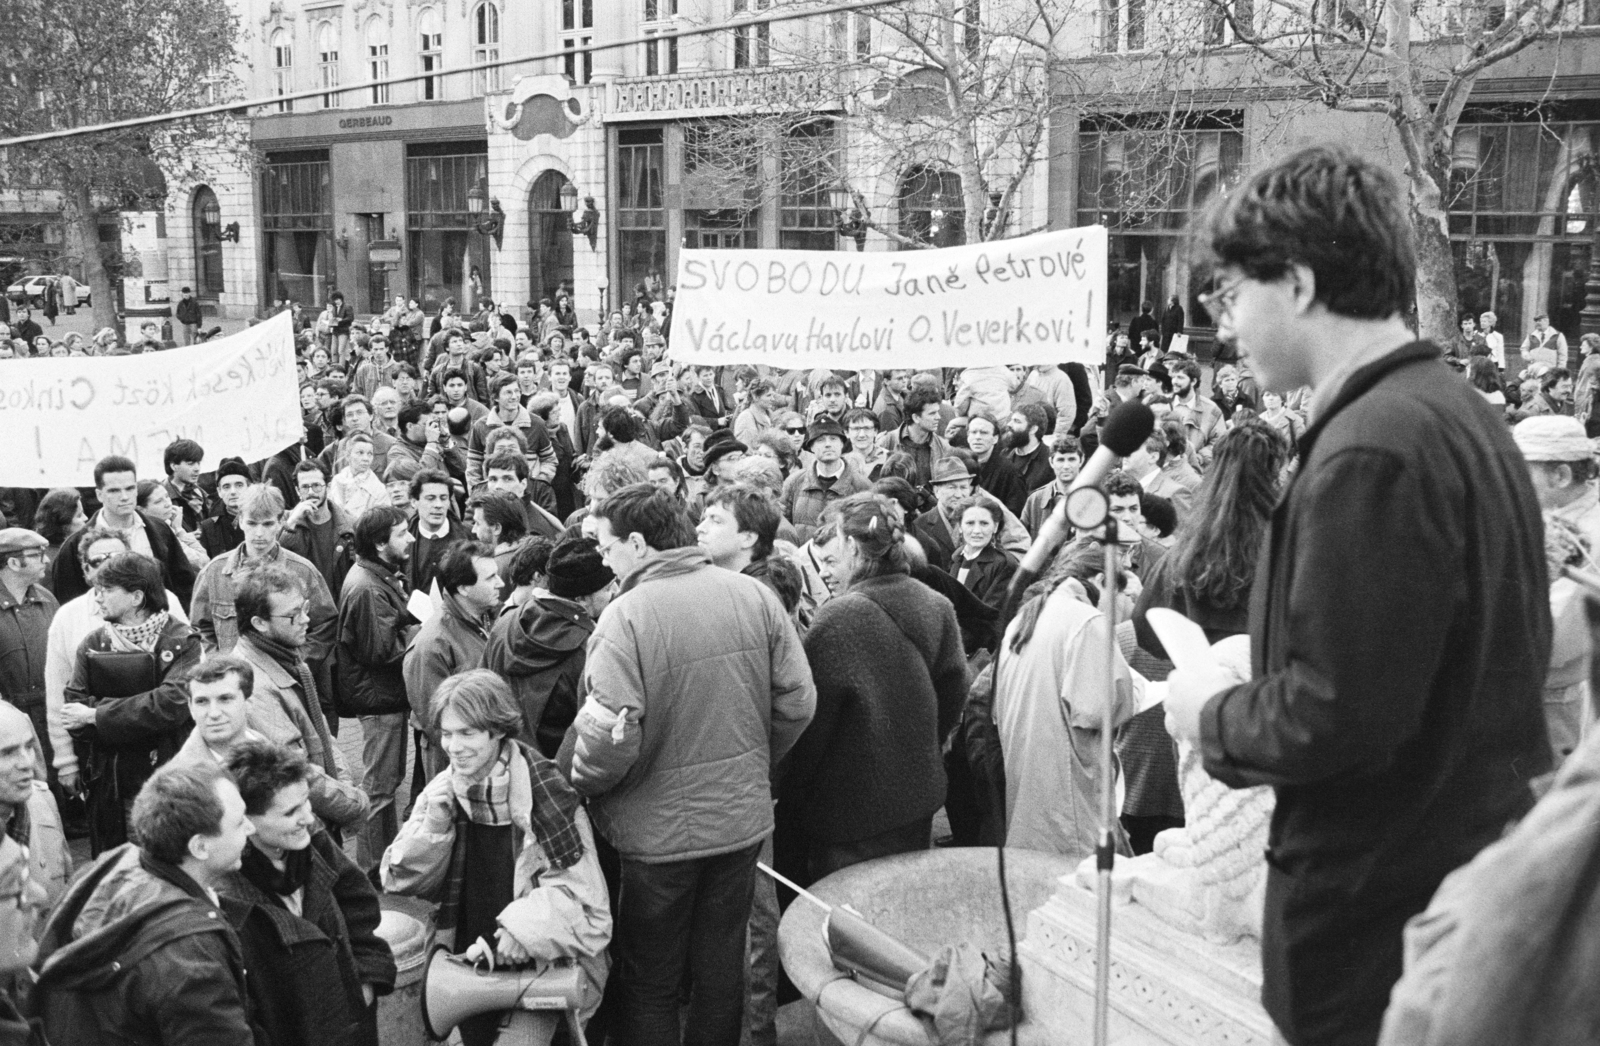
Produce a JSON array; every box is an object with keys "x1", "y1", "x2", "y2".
[
  {"x1": 268, "y1": 604, "x2": 311, "y2": 623},
  {"x1": 784, "y1": 427, "x2": 806, "y2": 435},
  {"x1": 1198, "y1": 278, "x2": 1246, "y2": 321},
  {"x1": 85, "y1": 554, "x2": 115, "y2": 570}
]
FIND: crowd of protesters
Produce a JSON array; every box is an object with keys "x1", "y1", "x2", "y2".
[{"x1": 0, "y1": 146, "x2": 1594, "y2": 1046}]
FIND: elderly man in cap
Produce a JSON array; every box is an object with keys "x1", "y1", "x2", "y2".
[
  {"x1": 0, "y1": 528, "x2": 58, "y2": 785},
  {"x1": 912, "y1": 457, "x2": 979, "y2": 573},
  {"x1": 781, "y1": 418, "x2": 872, "y2": 543},
  {"x1": 1515, "y1": 415, "x2": 1600, "y2": 550}
]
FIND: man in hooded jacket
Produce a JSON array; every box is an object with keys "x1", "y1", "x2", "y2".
[{"x1": 480, "y1": 537, "x2": 613, "y2": 759}]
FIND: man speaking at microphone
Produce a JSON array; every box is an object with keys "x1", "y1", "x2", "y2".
[{"x1": 1163, "y1": 146, "x2": 1550, "y2": 1046}]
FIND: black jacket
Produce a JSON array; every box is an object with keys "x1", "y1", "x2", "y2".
[
  {"x1": 949, "y1": 544, "x2": 1017, "y2": 610},
  {"x1": 65, "y1": 616, "x2": 204, "y2": 811},
  {"x1": 482, "y1": 594, "x2": 595, "y2": 758},
  {"x1": 220, "y1": 831, "x2": 397, "y2": 1046},
  {"x1": 53, "y1": 510, "x2": 197, "y2": 610},
  {"x1": 33, "y1": 845, "x2": 262, "y2": 1046},
  {"x1": 1199, "y1": 342, "x2": 1551, "y2": 1046},
  {"x1": 335, "y1": 558, "x2": 417, "y2": 716}
]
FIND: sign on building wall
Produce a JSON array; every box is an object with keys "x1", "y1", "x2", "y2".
[
  {"x1": 0, "y1": 312, "x2": 299, "y2": 486},
  {"x1": 668, "y1": 226, "x2": 1108, "y2": 370}
]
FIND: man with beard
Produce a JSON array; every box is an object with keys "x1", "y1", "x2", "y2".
[
  {"x1": 1002, "y1": 404, "x2": 1054, "y2": 493},
  {"x1": 335, "y1": 505, "x2": 419, "y2": 873},
  {"x1": 282, "y1": 460, "x2": 356, "y2": 604},
  {"x1": 964, "y1": 413, "x2": 1028, "y2": 516},
  {"x1": 1168, "y1": 358, "x2": 1225, "y2": 465},
  {"x1": 59, "y1": 553, "x2": 203, "y2": 854}
]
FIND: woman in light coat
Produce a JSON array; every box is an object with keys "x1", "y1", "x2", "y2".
[{"x1": 382, "y1": 670, "x2": 610, "y2": 1046}]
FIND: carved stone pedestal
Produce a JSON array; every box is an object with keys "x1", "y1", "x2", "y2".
[{"x1": 1018, "y1": 874, "x2": 1274, "y2": 1046}]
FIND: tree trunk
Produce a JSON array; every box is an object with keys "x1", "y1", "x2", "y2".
[
  {"x1": 1406, "y1": 155, "x2": 1459, "y2": 346},
  {"x1": 1411, "y1": 204, "x2": 1458, "y2": 347},
  {"x1": 63, "y1": 181, "x2": 117, "y2": 332}
]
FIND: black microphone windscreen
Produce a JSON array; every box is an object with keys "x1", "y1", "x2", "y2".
[{"x1": 1100, "y1": 399, "x2": 1157, "y2": 457}]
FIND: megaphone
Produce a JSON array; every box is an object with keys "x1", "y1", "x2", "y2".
[{"x1": 420, "y1": 946, "x2": 586, "y2": 1042}]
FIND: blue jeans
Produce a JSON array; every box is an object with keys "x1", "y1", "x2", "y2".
[{"x1": 615, "y1": 840, "x2": 762, "y2": 1046}]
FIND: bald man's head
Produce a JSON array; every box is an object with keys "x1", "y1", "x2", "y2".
[{"x1": 0, "y1": 704, "x2": 36, "y2": 807}]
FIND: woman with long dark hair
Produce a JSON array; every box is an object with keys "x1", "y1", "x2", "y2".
[
  {"x1": 777, "y1": 493, "x2": 968, "y2": 881},
  {"x1": 1119, "y1": 420, "x2": 1290, "y2": 852}
]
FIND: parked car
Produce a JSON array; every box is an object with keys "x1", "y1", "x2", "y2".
[{"x1": 5, "y1": 275, "x2": 90, "y2": 309}]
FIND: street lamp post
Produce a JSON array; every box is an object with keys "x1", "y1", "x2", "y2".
[{"x1": 828, "y1": 184, "x2": 868, "y2": 251}]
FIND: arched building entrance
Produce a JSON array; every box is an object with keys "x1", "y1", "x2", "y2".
[{"x1": 529, "y1": 170, "x2": 574, "y2": 307}]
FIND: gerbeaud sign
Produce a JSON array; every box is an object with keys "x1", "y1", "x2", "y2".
[
  {"x1": 0, "y1": 311, "x2": 300, "y2": 486},
  {"x1": 668, "y1": 226, "x2": 1107, "y2": 370}
]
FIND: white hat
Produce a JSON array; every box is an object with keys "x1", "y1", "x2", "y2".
[{"x1": 1513, "y1": 415, "x2": 1593, "y2": 462}]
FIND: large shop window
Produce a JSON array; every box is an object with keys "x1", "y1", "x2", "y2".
[
  {"x1": 683, "y1": 121, "x2": 758, "y2": 251},
  {"x1": 1077, "y1": 114, "x2": 1244, "y2": 332},
  {"x1": 1448, "y1": 112, "x2": 1600, "y2": 354},
  {"x1": 617, "y1": 128, "x2": 666, "y2": 304},
  {"x1": 781, "y1": 120, "x2": 839, "y2": 250},
  {"x1": 262, "y1": 151, "x2": 334, "y2": 307},
  {"x1": 406, "y1": 141, "x2": 492, "y2": 311}
]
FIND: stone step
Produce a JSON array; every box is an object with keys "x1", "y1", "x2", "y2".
[{"x1": 1018, "y1": 877, "x2": 1274, "y2": 1046}]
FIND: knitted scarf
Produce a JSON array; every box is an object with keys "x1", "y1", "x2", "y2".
[
  {"x1": 244, "y1": 632, "x2": 338, "y2": 776},
  {"x1": 435, "y1": 741, "x2": 587, "y2": 946},
  {"x1": 452, "y1": 743, "x2": 513, "y2": 827},
  {"x1": 111, "y1": 610, "x2": 169, "y2": 652},
  {"x1": 239, "y1": 839, "x2": 314, "y2": 900}
]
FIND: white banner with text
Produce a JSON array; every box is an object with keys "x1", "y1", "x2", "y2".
[
  {"x1": 668, "y1": 226, "x2": 1107, "y2": 370},
  {"x1": 0, "y1": 311, "x2": 300, "y2": 486}
]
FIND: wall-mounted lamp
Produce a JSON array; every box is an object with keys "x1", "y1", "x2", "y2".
[
  {"x1": 828, "y1": 183, "x2": 868, "y2": 251},
  {"x1": 220, "y1": 221, "x2": 241, "y2": 243},
  {"x1": 466, "y1": 182, "x2": 506, "y2": 250},
  {"x1": 560, "y1": 182, "x2": 600, "y2": 249},
  {"x1": 336, "y1": 227, "x2": 350, "y2": 255}
]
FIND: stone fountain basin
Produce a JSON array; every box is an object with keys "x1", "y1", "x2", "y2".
[{"x1": 776, "y1": 848, "x2": 1075, "y2": 1046}]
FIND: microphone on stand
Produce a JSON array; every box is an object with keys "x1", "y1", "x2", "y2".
[{"x1": 1002, "y1": 398, "x2": 1156, "y2": 610}]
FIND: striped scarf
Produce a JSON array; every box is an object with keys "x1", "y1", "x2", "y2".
[
  {"x1": 435, "y1": 741, "x2": 587, "y2": 947},
  {"x1": 452, "y1": 743, "x2": 513, "y2": 827}
]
